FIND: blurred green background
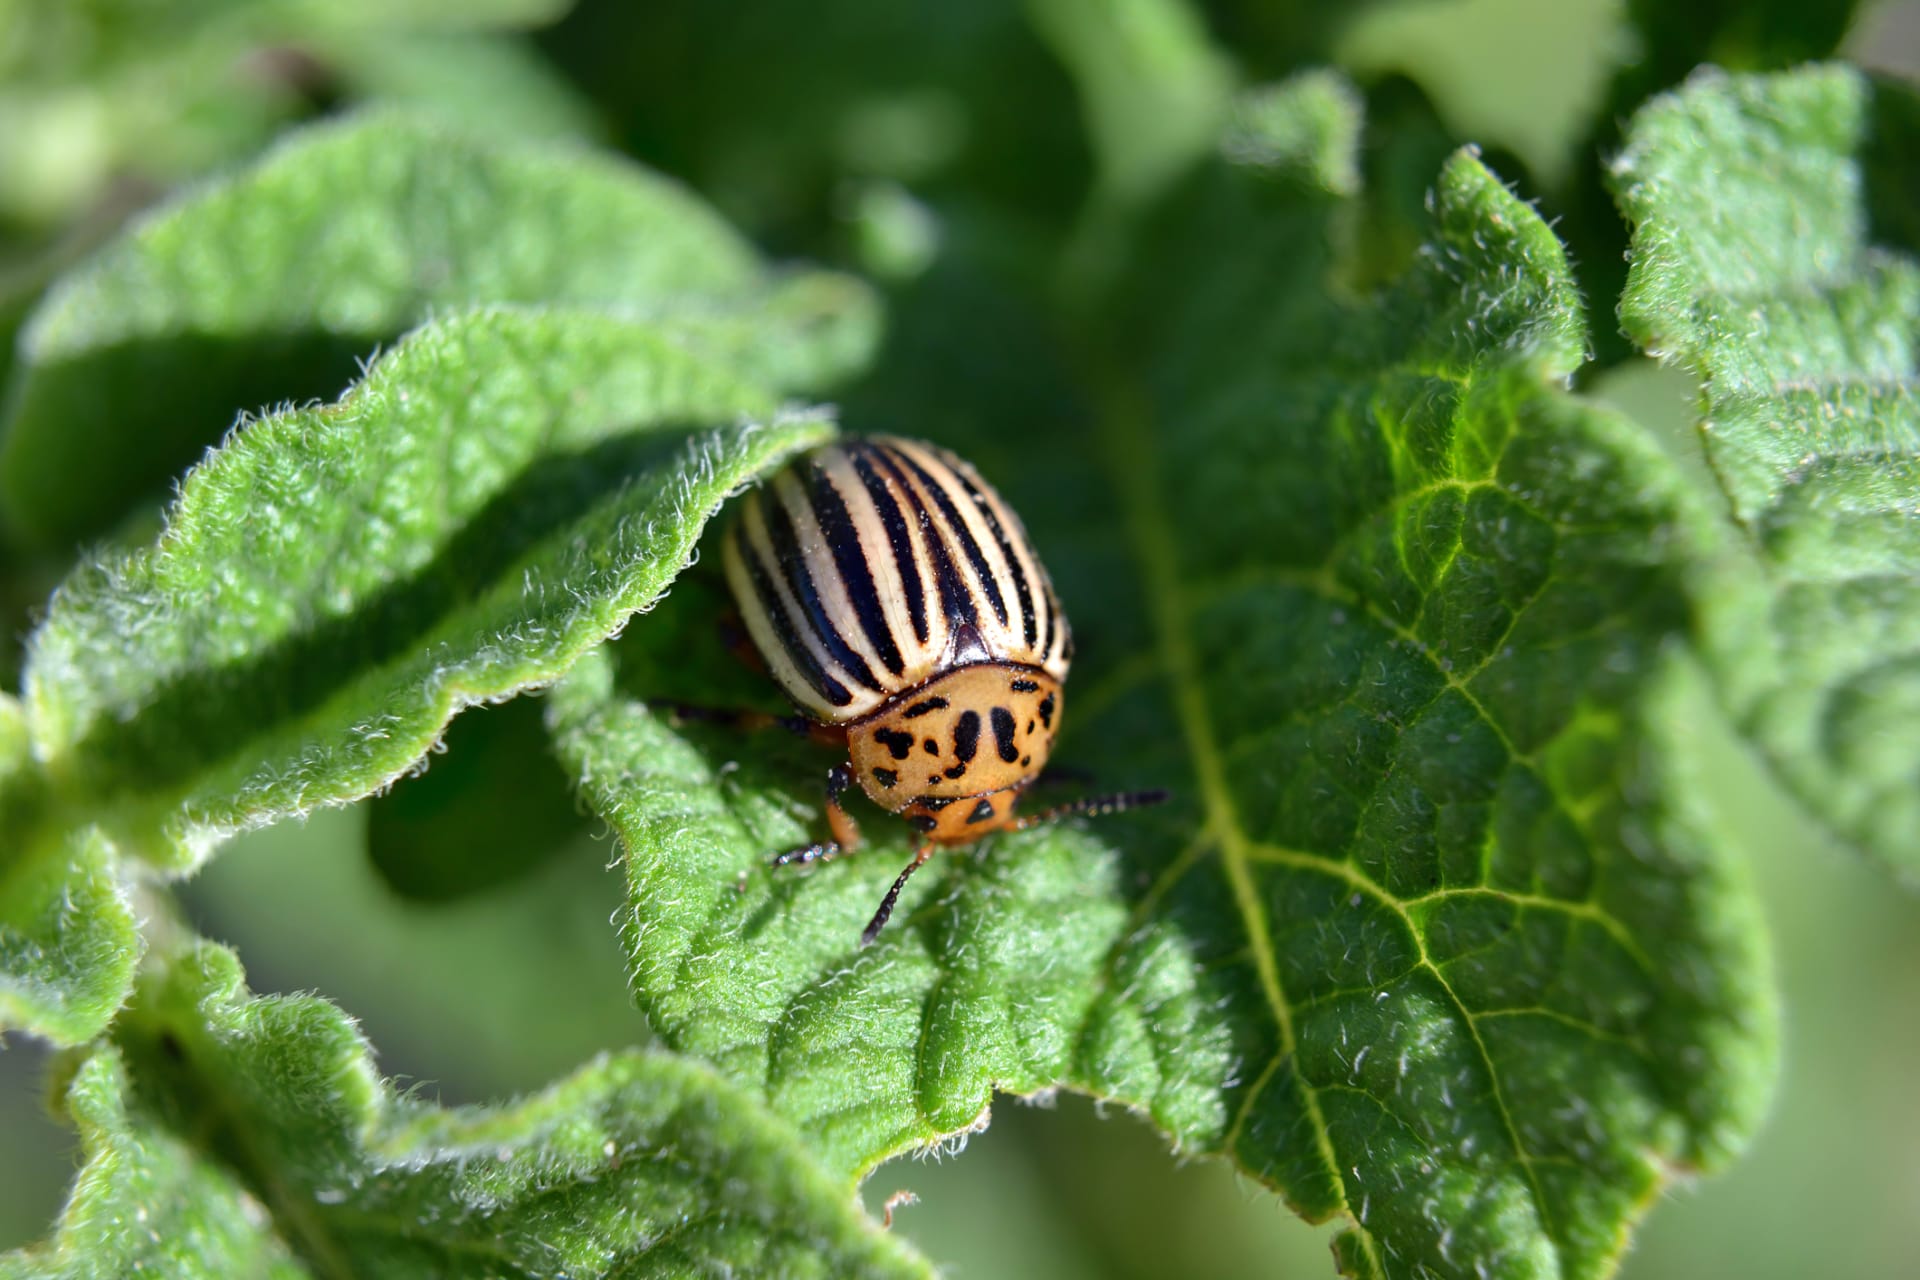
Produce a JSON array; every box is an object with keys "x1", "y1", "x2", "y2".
[{"x1": 3, "y1": 1, "x2": 1919, "y2": 1276}]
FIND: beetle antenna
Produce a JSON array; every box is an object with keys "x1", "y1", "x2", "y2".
[
  {"x1": 861, "y1": 842, "x2": 935, "y2": 946},
  {"x1": 1016, "y1": 788, "x2": 1169, "y2": 829}
]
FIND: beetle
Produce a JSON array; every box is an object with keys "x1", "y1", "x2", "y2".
[{"x1": 714, "y1": 434, "x2": 1165, "y2": 945}]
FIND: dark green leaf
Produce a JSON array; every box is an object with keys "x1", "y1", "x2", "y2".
[
  {"x1": 1028, "y1": 0, "x2": 1231, "y2": 207},
  {"x1": 552, "y1": 87, "x2": 1777, "y2": 1279},
  {"x1": 1611, "y1": 65, "x2": 1920, "y2": 872},
  {"x1": 18, "y1": 306, "x2": 831, "y2": 871},
  {"x1": 1556, "y1": 0, "x2": 1861, "y2": 370},
  {"x1": 1192, "y1": 0, "x2": 1394, "y2": 73},
  {"x1": 540, "y1": 0, "x2": 1094, "y2": 243},
  {"x1": 366, "y1": 695, "x2": 590, "y2": 903},
  {"x1": 2, "y1": 939, "x2": 931, "y2": 1279},
  {"x1": 0, "y1": 110, "x2": 875, "y2": 544}
]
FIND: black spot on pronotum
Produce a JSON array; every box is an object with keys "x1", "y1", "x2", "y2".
[
  {"x1": 1037, "y1": 693, "x2": 1056, "y2": 728},
  {"x1": 991, "y1": 707, "x2": 1019, "y2": 762},
  {"x1": 909, "y1": 814, "x2": 938, "y2": 833},
  {"x1": 873, "y1": 768, "x2": 898, "y2": 789},
  {"x1": 967, "y1": 798, "x2": 997, "y2": 824},
  {"x1": 924, "y1": 739, "x2": 939, "y2": 754},
  {"x1": 903, "y1": 696, "x2": 950, "y2": 718},
  {"x1": 874, "y1": 728, "x2": 914, "y2": 760},
  {"x1": 953, "y1": 711, "x2": 981, "y2": 761},
  {"x1": 1020, "y1": 755, "x2": 1031, "y2": 767},
  {"x1": 1010, "y1": 678, "x2": 1040, "y2": 693},
  {"x1": 1026, "y1": 720, "x2": 1035, "y2": 735},
  {"x1": 944, "y1": 764, "x2": 968, "y2": 779}
]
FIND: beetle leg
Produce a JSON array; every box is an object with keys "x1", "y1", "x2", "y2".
[
  {"x1": 666, "y1": 702, "x2": 846, "y2": 749},
  {"x1": 1014, "y1": 788, "x2": 1170, "y2": 830},
  {"x1": 718, "y1": 609, "x2": 768, "y2": 674},
  {"x1": 772, "y1": 762, "x2": 861, "y2": 869},
  {"x1": 860, "y1": 839, "x2": 935, "y2": 947},
  {"x1": 823, "y1": 761, "x2": 863, "y2": 849}
]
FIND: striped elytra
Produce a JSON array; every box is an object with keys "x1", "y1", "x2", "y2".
[
  {"x1": 720, "y1": 434, "x2": 1162, "y2": 946},
  {"x1": 724, "y1": 435, "x2": 1070, "y2": 724}
]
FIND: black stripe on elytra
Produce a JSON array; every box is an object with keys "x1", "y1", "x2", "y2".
[
  {"x1": 1047, "y1": 582, "x2": 1073, "y2": 663},
  {"x1": 806, "y1": 462, "x2": 905, "y2": 677},
  {"x1": 740, "y1": 515, "x2": 851, "y2": 707},
  {"x1": 763, "y1": 487, "x2": 882, "y2": 693},
  {"x1": 949, "y1": 460, "x2": 1037, "y2": 645},
  {"x1": 869, "y1": 444, "x2": 976, "y2": 630},
  {"x1": 848, "y1": 445, "x2": 929, "y2": 644},
  {"x1": 1037, "y1": 692, "x2": 1056, "y2": 727},
  {"x1": 967, "y1": 798, "x2": 997, "y2": 824},
  {"x1": 991, "y1": 707, "x2": 1019, "y2": 763},
  {"x1": 903, "y1": 696, "x2": 949, "y2": 718},
  {"x1": 894, "y1": 447, "x2": 1010, "y2": 628},
  {"x1": 953, "y1": 710, "x2": 981, "y2": 762}
]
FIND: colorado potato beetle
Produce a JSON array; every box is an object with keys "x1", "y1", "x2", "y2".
[{"x1": 715, "y1": 434, "x2": 1165, "y2": 945}]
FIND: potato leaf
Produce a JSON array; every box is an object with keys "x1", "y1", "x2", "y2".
[
  {"x1": 1612, "y1": 65, "x2": 1920, "y2": 871},
  {"x1": 0, "y1": 110, "x2": 874, "y2": 543},
  {"x1": 0, "y1": 940, "x2": 930, "y2": 1279},
  {"x1": 22, "y1": 307, "x2": 830, "y2": 868},
  {"x1": 551, "y1": 82, "x2": 1777, "y2": 1280}
]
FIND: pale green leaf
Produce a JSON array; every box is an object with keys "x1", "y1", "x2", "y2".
[
  {"x1": 1611, "y1": 64, "x2": 1920, "y2": 871},
  {"x1": 0, "y1": 692, "x2": 140, "y2": 1046},
  {"x1": 551, "y1": 86, "x2": 1777, "y2": 1280},
  {"x1": 320, "y1": 31, "x2": 605, "y2": 145},
  {"x1": 1, "y1": 940, "x2": 931, "y2": 1279},
  {"x1": 0, "y1": 0, "x2": 577, "y2": 233},
  {"x1": 0, "y1": 109, "x2": 875, "y2": 543},
  {"x1": 19, "y1": 306, "x2": 831, "y2": 871},
  {"x1": 0, "y1": 826, "x2": 139, "y2": 1049}
]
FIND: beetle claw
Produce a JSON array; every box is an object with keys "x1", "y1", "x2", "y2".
[{"x1": 772, "y1": 842, "x2": 841, "y2": 869}]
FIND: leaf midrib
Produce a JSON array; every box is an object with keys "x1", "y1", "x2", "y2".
[
  {"x1": 1096, "y1": 376, "x2": 1381, "y2": 1272},
  {"x1": 1092, "y1": 363, "x2": 1647, "y2": 1275}
]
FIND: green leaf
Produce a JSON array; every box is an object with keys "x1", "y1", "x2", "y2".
[
  {"x1": 1028, "y1": 0, "x2": 1233, "y2": 207},
  {"x1": 2, "y1": 940, "x2": 931, "y2": 1279},
  {"x1": 0, "y1": 1049, "x2": 306, "y2": 1280},
  {"x1": 0, "y1": 109, "x2": 876, "y2": 544},
  {"x1": 1611, "y1": 65, "x2": 1920, "y2": 871},
  {"x1": 539, "y1": 0, "x2": 1094, "y2": 241},
  {"x1": 0, "y1": 825, "x2": 139, "y2": 1049},
  {"x1": 319, "y1": 31, "x2": 605, "y2": 145},
  {"x1": 551, "y1": 89, "x2": 1777, "y2": 1279},
  {"x1": 1608, "y1": 1, "x2": 1861, "y2": 125},
  {"x1": 0, "y1": 692, "x2": 140, "y2": 1046},
  {"x1": 0, "y1": 0, "x2": 576, "y2": 234},
  {"x1": 18, "y1": 306, "x2": 833, "y2": 871},
  {"x1": 365, "y1": 695, "x2": 590, "y2": 903},
  {"x1": 1555, "y1": 2, "x2": 1861, "y2": 370}
]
